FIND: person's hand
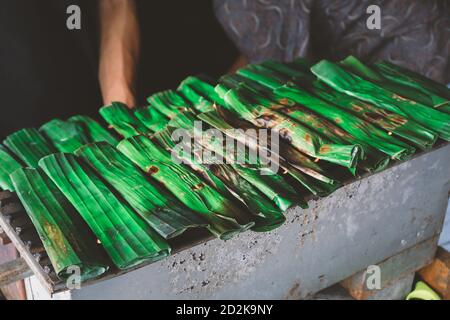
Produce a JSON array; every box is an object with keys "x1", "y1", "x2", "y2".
[{"x1": 98, "y1": 0, "x2": 139, "y2": 109}]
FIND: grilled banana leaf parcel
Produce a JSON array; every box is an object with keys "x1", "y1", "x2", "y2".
[
  {"x1": 76, "y1": 142, "x2": 208, "y2": 239},
  {"x1": 134, "y1": 107, "x2": 169, "y2": 133},
  {"x1": 373, "y1": 61, "x2": 450, "y2": 114},
  {"x1": 311, "y1": 81, "x2": 438, "y2": 150},
  {"x1": 223, "y1": 85, "x2": 361, "y2": 168},
  {"x1": 100, "y1": 102, "x2": 149, "y2": 138},
  {"x1": 0, "y1": 145, "x2": 22, "y2": 191},
  {"x1": 39, "y1": 153, "x2": 170, "y2": 269},
  {"x1": 117, "y1": 135, "x2": 255, "y2": 240},
  {"x1": 147, "y1": 90, "x2": 190, "y2": 119},
  {"x1": 4, "y1": 128, "x2": 57, "y2": 167},
  {"x1": 40, "y1": 119, "x2": 89, "y2": 153},
  {"x1": 277, "y1": 84, "x2": 416, "y2": 160},
  {"x1": 68, "y1": 115, "x2": 119, "y2": 146},
  {"x1": 155, "y1": 127, "x2": 286, "y2": 231},
  {"x1": 178, "y1": 76, "x2": 225, "y2": 112},
  {"x1": 166, "y1": 111, "x2": 308, "y2": 209},
  {"x1": 11, "y1": 168, "x2": 109, "y2": 280},
  {"x1": 310, "y1": 61, "x2": 450, "y2": 141}
]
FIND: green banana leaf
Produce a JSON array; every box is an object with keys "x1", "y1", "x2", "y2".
[
  {"x1": 99, "y1": 102, "x2": 149, "y2": 138},
  {"x1": 75, "y1": 142, "x2": 208, "y2": 239},
  {"x1": 277, "y1": 83, "x2": 416, "y2": 161},
  {"x1": 134, "y1": 106, "x2": 169, "y2": 133},
  {"x1": 178, "y1": 76, "x2": 225, "y2": 112},
  {"x1": 340, "y1": 56, "x2": 448, "y2": 113},
  {"x1": 310, "y1": 61, "x2": 450, "y2": 141},
  {"x1": 373, "y1": 61, "x2": 450, "y2": 113},
  {"x1": 68, "y1": 115, "x2": 119, "y2": 146},
  {"x1": 117, "y1": 135, "x2": 255, "y2": 240},
  {"x1": 40, "y1": 119, "x2": 89, "y2": 153},
  {"x1": 223, "y1": 85, "x2": 361, "y2": 168},
  {"x1": 230, "y1": 63, "x2": 406, "y2": 171},
  {"x1": 4, "y1": 128, "x2": 57, "y2": 167},
  {"x1": 11, "y1": 167, "x2": 109, "y2": 280},
  {"x1": 198, "y1": 110, "x2": 340, "y2": 195},
  {"x1": 167, "y1": 110, "x2": 309, "y2": 209},
  {"x1": 208, "y1": 164, "x2": 286, "y2": 232},
  {"x1": 155, "y1": 126, "x2": 287, "y2": 232},
  {"x1": 311, "y1": 81, "x2": 438, "y2": 150},
  {"x1": 147, "y1": 90, "x2": 190, "y2": 119},
  {"x1": 0, "y1": 145, "x2": 22, "y2": 191},
  {"x1": 39, "y1": 153, "x2": 170, "y2": 269}
]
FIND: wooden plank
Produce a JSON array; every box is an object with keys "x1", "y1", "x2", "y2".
[
  {"x1": 0, "y1": 244, "x2": 27, "y2": 300},
  {"x1": 341, "y1": 236, "x2": 438, "y2": 300},
  {"x1": 0, "y1": 227, "x2": 11, "y2": 245},
  {"x1": 418, "y1": 246, "x2": 450, "y2": 299},
  {"x1": 0, "y1": 258, "x2": 33, "y2": 287}
]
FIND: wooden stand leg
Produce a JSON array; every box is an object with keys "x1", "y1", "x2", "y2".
[{"x1": 418, "y1": 247, "x2": 450, "y2": 300}]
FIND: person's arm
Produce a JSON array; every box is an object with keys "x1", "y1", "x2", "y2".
[{"x1": 98, "y1": 0, "x2": 139, "y2": 108}]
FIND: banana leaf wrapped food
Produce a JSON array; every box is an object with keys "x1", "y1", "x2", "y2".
[
  {"x1": 4, "y1": 128, "x2": 57, "y2": 167},
  {"x1": 147, "y1": 90, "x2": 190, "y2": 119},
  {"x1": 166, "y1": 110, "x2": 309, "y2": 209},
  {"x1": 11, "y1": 168, "x2": 109, "y2": 280},
  {"x1": 373, "y1": 61, "x2": 450, "y2": 114},
  {"x1": 310, "y1": 81, "x2": 438, "y2": 150},
  {"x1": 197, "y1": 110, "x2": 339, "y2": 196},
  {"x1": 178, "y1": 75, "x2": 225, "y2": 112},
  {"x1": 339, "y1": 56, "x2": 450, "y2": 113},
  {"x1": 39, "y1": 153, "x2": 170, "y2": 269},
  {"x1": 233, "y1": 64, "x2": 417, "y2": 163},
  {"x1": 0, "y1": 145, "x2": 22, "y2": 191},
  {"x1": 134, "y1": 106, "x2": 169, "y2": 133},
  {"x1": 76, "y1": 142, "x2": 208, "y2": 239},
  {"x1": 258, "y1": 59, "x2": 443, "y2": 148},
  {"x1": 155, "y1": 126, "x2": 286, "y2": 232},
  {"x1": 217, "y1": 75, "x2": 387, "y2": 173},
  {"x1": 117, "y1": 135, "x2": 255, "y2": 240},
  {"x1": 223, "y1": 85, "x2": 362, "y2": 169},
  {"x1": 40, "y1": 119, "x2": 89, "y2": 153},
  {"x1": 310, "y1": 61, "x2": 450, "y2": 141},
  {"x1": 100, "y1": 102, "x2": 149, "y2": 138},
  {"x1": 68, "y1": 115, "x2": 119, "y2": 146}
]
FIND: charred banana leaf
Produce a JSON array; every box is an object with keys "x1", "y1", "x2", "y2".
[
  {"x1": 168, "y1": 111, "x2": 308, "y2": 209},
  {"x1": 134, "y1": 107, "x2": 169, "y2": 133},
  {"x1": 99, "y1": 102, "x2": 149, "y2": 138},
  {"x1": 0, "y1": 145, "x2": 22, "y2": 191},
  {"x1": 39, "y1": 153, "x2": 170, "y2": 269},
  {"x1": 147, "y1": 90, "x2": 190, "y2": 119},
  {"x1": 224, "y1": 85, "x2": 361, "y2": 168},
  {"x1": 40, "y1": 119, "x2": 89, "y2": 153},
  {"x1": 4, "y1": 128, "x2": 57, "y2": 167},
  {"x1": 117, "y1": 135, "x2": 255, "y2": 240},
  {"x1": 76, "y1": 142, "x2": 208, "y2": 239},
  {"x1": 230, "y1": 65, "x2": 395, "y2": 171},
  {"x1": 340, "y1": 56, "x2": 448, "y2": 114},
  {"x1": 11, "y1": 168, "x2": 109, "y2": 280},
  {"x1": 155, "y1": 127, "x2": 286, "y2": 232},
  {"x1": 68, "y1": 115, "x2": 119, "y2": 146},
  {"x1": 310, "y1": 61, "x2": 450, "y2": 141},
  {"x1": 178, "y1": 76, "x2": 225, "y2": 112},
  {"x1": 311, "y1": 81, "x2": 438, "y2": 150},
  {"x1": 373, "y1": 61, "x2": 450, "y2": 113},
  {"x1": 198, "y1": 110, "x2": 340, "y2": 196},
  {"x1": 277, "y1": 84, "x2": 416, "y2": 161}
]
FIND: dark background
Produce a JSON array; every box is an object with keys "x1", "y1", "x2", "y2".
[{"x1": 135, "y1": 0, "x2": 239, "y2": 105}]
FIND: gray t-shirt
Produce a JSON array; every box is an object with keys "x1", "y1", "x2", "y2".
[{"x1": 214, "y1": 0, "x2": 449, "y2": 84}]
